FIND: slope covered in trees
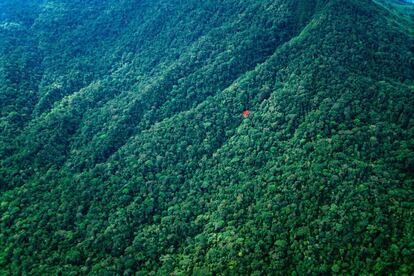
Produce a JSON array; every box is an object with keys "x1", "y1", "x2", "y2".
[{"x1": 0, "y1": 0, "x2": 413, "y2": 274}]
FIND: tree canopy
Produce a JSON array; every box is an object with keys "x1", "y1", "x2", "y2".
[{"x1": 0, "y1": 0, "x2": 413, "y2": 274}]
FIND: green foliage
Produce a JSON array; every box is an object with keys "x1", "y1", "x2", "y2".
[{"x1": 0, "y1": 0, "x2": 413, "y2": 274}]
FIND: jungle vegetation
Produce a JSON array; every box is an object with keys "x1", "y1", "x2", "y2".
[{"x1": 0, "y1": 0, "x2": 413, "y2": 274}]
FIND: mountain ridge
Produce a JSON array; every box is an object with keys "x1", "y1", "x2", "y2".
[{"x1": 0, "y1": 0, "x2": 413, "y2": 274}]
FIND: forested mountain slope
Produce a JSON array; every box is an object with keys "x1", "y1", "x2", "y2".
[{"x1": 0, "y1": 0, "x2": 413, "y2": 274}]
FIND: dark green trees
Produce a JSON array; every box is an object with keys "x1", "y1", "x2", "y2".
[{"x1": 0, "y1": 0, "x2": 413, "y2": 274}]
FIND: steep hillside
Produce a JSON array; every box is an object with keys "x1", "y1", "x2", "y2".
[{"x1": 0, "y1": 0, "x2": 413, "y2": 274}]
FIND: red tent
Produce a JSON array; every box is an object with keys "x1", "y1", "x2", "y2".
[{"x1": 243, "y1": 110, "x2": 250, "y2": 118}]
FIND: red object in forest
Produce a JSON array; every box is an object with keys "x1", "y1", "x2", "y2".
[{"x1": 243, "y1": 110, "x2": 250, "y2": 118}]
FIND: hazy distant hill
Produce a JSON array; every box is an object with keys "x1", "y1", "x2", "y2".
[{"x1": 0, "y1": 0, "x2": 413, "y2": 274}]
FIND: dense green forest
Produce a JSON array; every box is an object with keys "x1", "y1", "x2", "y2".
[{"x1": 0, "y1": 0, "x2": 413, "y2": 274}]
